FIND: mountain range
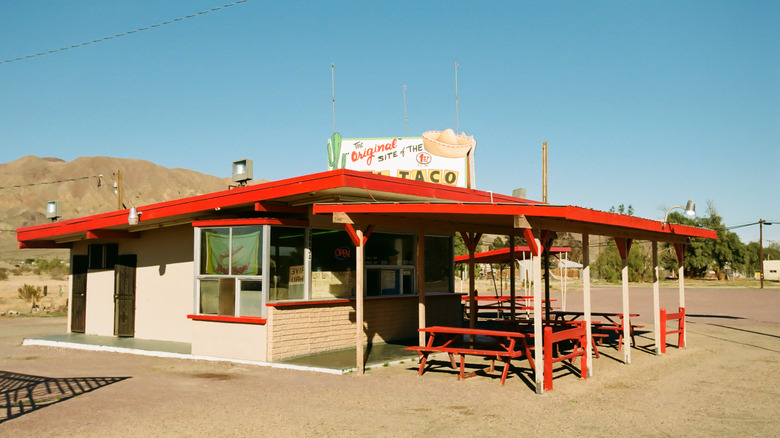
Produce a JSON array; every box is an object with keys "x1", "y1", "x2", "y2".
[{"x1": 0, "y1": 156, "x2": 260, "y2": 260}]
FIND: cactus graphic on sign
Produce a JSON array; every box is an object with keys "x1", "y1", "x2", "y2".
[{"x1": 327, "y1": 132, "x2": 347, "y2": 170}]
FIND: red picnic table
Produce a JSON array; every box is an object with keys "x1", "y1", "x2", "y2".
[
  {"x1": 461, "y1": 295, "x2": 556, "y2": 319},
  {"x1": 405, "y1": 326, "x2": 535, "y2": 385},
  {"x1": 549, "y1": 311, "x2": 643, "y2": 350}
]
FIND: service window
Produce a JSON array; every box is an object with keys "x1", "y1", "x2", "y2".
[{"x1": 196, "y1": 226, "x2": 264, "y2": 317}]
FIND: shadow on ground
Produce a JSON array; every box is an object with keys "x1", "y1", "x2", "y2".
[{"x1": 0, "y1": 371, "x2": 129, "y2": 423}]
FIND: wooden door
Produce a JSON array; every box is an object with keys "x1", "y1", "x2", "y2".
[
  {"x1": 71, "y1": 255, "x2": 88, "y2": 333},
  {"x1": 113, "y1": 254, "x2": 137, "y2": 337}
]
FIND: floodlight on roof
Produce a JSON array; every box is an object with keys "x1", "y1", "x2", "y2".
[
  {"x1": 45, "y1": 200, "x2": 61, "y2": 221},
  {"x1": 664, "y1": 200, "x2": 696, "y2": 227},
  {"x1": 232, "y1": 159, "x2": 253, "y2": 186}
]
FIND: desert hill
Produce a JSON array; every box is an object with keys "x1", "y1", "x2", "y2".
[{"x1": 0, "y1": 155, "x2": 261, "y2": 260}]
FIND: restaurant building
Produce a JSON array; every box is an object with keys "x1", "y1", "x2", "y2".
[{"x1": 17, "y1": 133, "x2": 717, "y2": 392}]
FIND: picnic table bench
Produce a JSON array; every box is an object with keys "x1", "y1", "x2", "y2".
[
  {"x1": 406, "y1": 326, "x2": 535, "y2": 385},
  {"x1": 550, "y1": 311, "x2": 643, "y2": 350}
]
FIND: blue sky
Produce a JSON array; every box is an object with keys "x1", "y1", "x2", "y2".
[{"x1": 1, "y1": 1, "x2": 778, "y2": 244}]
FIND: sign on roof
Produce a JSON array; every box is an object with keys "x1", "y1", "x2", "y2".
[{"x1": 327, "y1": 130, "x2": 476, "y2": 188}]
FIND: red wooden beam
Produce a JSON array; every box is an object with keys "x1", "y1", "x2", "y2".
[
  {"x1": 673, "y1": 243, "x2": 686, "y2": 264},
  {"x1": 344, "y1": 223, "x2": 374, "y2": 246},
  {"x1": 459, "y1": 231, "x2": 483, "y2": 253},
  {"x1": 614, "y1": 237, "x2": 633, "y2": 260},
  {"x1": 86, "y1": 230, "x2": 140, "y2": 240},
  {"x1": 523, "y1": 228, "x2": 541, "y2": 256},
  {"x1": 254, "y1": 201, "x2": 308, "y2": 214}
]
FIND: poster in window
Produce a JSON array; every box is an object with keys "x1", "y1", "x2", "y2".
[{"x1": 205, "y1": 231, "x2": 260, "y2": 275}]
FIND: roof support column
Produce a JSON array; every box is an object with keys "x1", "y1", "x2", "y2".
[
  {"x1": 675, "y1": 243, "x2": 687, "y2": 347},
  {"x1": 582, "y1": 234, "x2": 593, "y2": 377},
  {"x1": 509, "y1": 235, "x2": 516, "y2": 320},
  {"x1": 541, "y1": 231, "x2": 555, "y2": 321},
  {"x1": 355, "y1": 228, "x2": 365, "y2": 374},
  {"x1": 615, "y1": 237, "x2": 633, "y2": 364},
  {"x1": 460, "y1": 232, "x2": 482, "y2": 332},
  {"x1": 523, "y1": 228, "x2": 545, "y2": 394},
  {"x1": 340, "y1": 220, "x2": 374, "y2": 374},
  {"x1": 652, "y1": 240, "x2": 661, "y2": 355},
  {"x1": 417, "y1": 230, "x2": 426, "y2": 347}
]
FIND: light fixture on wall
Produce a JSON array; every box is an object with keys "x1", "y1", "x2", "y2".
[
  {"x1": 128, "y1": 207, "x2": 142, "y2": 225},
  {"x1": 663, "y1": 200, "x2": 696, "y2": 227},
  {"x1": 45, "y1": 200, "x2": 62, "y2": 221},
  {"x1": 232, "y1": 159, "x2": 253, "y2": 187}
]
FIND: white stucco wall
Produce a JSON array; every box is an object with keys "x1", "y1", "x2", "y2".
[
  {"x1": 71, "y1": 225, "x2": 195, "y2": 343},
  {"x1": 123, "y1": 225, "x2": 194, "y2": 343},
  {"x1": 191, "y1": 321, "x2": 268, "y2": 361},
  {"x1": 765, "y1": 260, "x2": 780, "y2": 281}
]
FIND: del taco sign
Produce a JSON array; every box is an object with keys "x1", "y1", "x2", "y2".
[{"x1": 326, "y1": 129, "x2": 477, "y2": 188}]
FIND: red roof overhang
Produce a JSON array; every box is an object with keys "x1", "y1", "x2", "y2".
[
  {"x1": 454, "y1": 246, "x2": 572, "y2": 264},
  {"x1": 311, "y1": 202, "x2": 717, "y2": 244},
  {"x1": 16, "y1": 169, "x2": 536, "y2": 247}
]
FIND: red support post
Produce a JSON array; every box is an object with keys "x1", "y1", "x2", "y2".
[
  {"x1": 678, "y1": 307, "x2": 685, "y2": 349},
  {"x1": 660, "y1": 308, "x2": 667, "y2": 354},
  {"x1": 544, "y1": 326, "x2": 553, "y2": 391}
]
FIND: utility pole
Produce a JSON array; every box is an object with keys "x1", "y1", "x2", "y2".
[
  {"x1": 116, "y1": 170, "x2": 123, "y2": 210},
  {"x1": 455, "y1": 62, "x2": 459, "y2": 133},
  {"x1": 760, "y1": 219, "x2": 765, "y2": 289}
]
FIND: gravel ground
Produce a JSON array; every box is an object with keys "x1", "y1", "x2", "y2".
[{"x1": 1, "y1": 286, "x2": 779, "y2": 437}]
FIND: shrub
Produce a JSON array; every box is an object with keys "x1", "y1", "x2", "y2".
[{"x1": 17, "y1": 284, "x2": 43, "y2": 310}]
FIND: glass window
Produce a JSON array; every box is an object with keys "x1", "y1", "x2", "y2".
[
  {"x1": 269, "y1": 227, "x2": 306, "y2": 301},
  {"x1": 365, "y1": 233, "x2": 414, "y2": 265},
  {"x1": 200, "y1": 227, "x2": 262, "y2": 275},
  {"x1": 365, "y1": 233, "x2": 415, "y2": 296},
  {"x1": 425, "y1": 236, "x2": 453, "y2": 292},
  {"x1": 311, "y1": 229, "x2": 355, "y2": 299},
  {"x1": 196, "y1": 226, "x2": 264, "y2": 317},
  {"x1": 239, "y1": 280, "x2": 264, "y2": 316}
]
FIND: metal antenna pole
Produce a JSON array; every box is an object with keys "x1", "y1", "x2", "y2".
[
  {"x1": 455, "y1": 62, "x2": 459, "y2": 133},
  {"x1": 403, "y1": 85, "x2": 408, "y2": 137},
  {"x1": 542, "y1": 142, "x2": 548, "y2": 203},
  {"x1": 760, "y1": 219, "x2": 765, "y2": 289},
  {"x1": 331, "y1": 63, "x2": 336, "y2": 133}
]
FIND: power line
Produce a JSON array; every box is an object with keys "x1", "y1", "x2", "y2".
[
  {"x1": 0, "y1": 174, "x2": 102, "y2": 190},
  {"x1": 1, "y1": 0, "x2": 250, "y2": 65}
]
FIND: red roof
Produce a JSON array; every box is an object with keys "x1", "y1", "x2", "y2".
[
  {"x1": 16, "y1": 169, "x2": 536, "y2": 247},
  {"x1": 17, "y1": 168, "x2": 716, "y2": 248}
]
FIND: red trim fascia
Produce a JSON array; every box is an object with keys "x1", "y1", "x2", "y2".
[
  {"x1": 267, "y1": 299, "x2": 352, "y2": 307},
  {"x1": 312, "y1": 202, "x2": 718, "y2": 240},
  {"x1": 18, "y1": 240, "x2": 72, "y2": 249},
  {"x1": 187, "y1": 314, "x2": 267, "y2": 324},
  {"x1": 454, "y1": 245, "x2": 571, "y2": 263},
  {"x1": 192, "y1": 218, "x2": 308, "y2": 228},
  {"x1": 86, "y1": 230, "x2": 139, "y2": 240},
  {"x1": 254, "y1": 201, "x2": 307, "y2": 214},
  {"x1": 266, "y1": 293, "x2": 461, "y2": 308}
]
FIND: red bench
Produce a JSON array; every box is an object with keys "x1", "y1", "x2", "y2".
[
  {"x1": 660, "y1": 307, "x2": 685, "y2": 353},
  {"x1": 543, "y1": 325, "x2": 588, "y2": 391},
  {"x1": 406, "y1": 326, "x2": 534, "y2": 385}
]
